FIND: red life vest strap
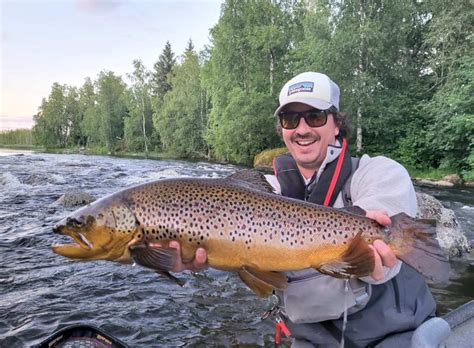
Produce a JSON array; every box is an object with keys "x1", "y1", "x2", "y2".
[{"x1": 323, "y1": 137, "x2": 347, "y2": 206}]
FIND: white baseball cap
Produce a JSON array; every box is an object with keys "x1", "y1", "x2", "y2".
[{"x1": 274, "y1": 72, "x2": 340, "y2": 116}]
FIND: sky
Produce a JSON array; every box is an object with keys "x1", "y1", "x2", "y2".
[{"x1": 0, "y1": 0, "x2": 222, "y2": 130}]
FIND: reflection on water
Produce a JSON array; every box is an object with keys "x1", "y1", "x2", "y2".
[{"x1": 0, "y1": 151, "x2": 472, "y2": 346}]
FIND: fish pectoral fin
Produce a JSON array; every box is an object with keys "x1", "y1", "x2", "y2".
[
  {"x1": 129, "y1": 244, "x2": 177, "y2": 271},
  {"x1": 155, "y1": 270, "x2": 186, "y2": 287},
  {"x1": 238, "y1": 267, "x2": 288, "y2": 298},
  {"x1": 317, "y1": 232, "x2": 375, "y2": 278}
]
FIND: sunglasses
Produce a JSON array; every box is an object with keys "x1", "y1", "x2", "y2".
[{"x1": 278, "y1": 109, "x2": 328, "y2": 130}]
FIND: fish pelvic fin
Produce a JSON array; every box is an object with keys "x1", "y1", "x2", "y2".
[
  {"x1": 389, "y1": 213, "x2": 450, "y2": 283},
  {"x1": 317, "y1": 231, "x2": 375, "y2": 278},
  {"x1": 238, "y1": 267, "x2": 288, "y2": 298}
]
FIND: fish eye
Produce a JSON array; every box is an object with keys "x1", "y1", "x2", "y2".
[{"x1": 67, "y1": 217, "x2": 84, "y2": 227}]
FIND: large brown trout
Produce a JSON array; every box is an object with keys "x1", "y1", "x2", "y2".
[{"x1": 52, "y1": 170, "x2": 449, "y2": 296}]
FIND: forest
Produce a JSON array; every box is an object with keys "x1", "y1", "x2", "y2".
[{"x1": 4, "y1": 0, "x2": 473, "y2": 180}]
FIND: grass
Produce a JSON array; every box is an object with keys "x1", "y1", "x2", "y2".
[{"x1": 404, "y1": 165, "x2": 458, "y2": 181}]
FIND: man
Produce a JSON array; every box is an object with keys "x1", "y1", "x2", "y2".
[{"x1": 162, "y1": 72, "x2": 437, "y2": 347}]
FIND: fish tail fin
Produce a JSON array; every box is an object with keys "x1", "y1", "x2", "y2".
[{"x1": 389, "y1": 213, "x2": 450, "y2": 283}]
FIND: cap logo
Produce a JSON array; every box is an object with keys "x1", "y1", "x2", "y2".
[{"x1": 288, "y1": 81, "x2": 314, "y2": 96}]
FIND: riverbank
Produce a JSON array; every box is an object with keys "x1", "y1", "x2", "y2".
[
  {"x1": 253, "y1": 147, "x2": 474, "y2": 187},
  {"x1": 0, "y1": 144, "x2": 44, "y2": 151},
  {"x1": 1, "y1": 145, "x2": 473, "y2": 187}
]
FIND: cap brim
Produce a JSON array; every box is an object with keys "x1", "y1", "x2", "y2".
[{"x1": 274, "y1": 98, "x2": 333, "y2": 117}]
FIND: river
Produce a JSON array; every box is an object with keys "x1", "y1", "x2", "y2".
[{"x1": 0, "y1": 150, "x2": 472, "y2": 347}]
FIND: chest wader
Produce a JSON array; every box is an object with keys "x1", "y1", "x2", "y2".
[{"x1": 273, "y1": 143, "x2": 436, "y2": 347}]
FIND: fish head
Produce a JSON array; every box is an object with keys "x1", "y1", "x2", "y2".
[{"x1": 52, "y1": 195, "x2": 139, "y2": 262}]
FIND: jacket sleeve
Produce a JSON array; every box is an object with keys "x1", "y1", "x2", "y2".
[
  {"x1": 351, "y1": 155, "x2": 417, "y2": 284},
  {"x1": 350, "y1": 155, "x2": 417, "y2": 217}
]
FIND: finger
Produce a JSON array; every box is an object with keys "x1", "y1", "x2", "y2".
[
  {"x1": 373, "y1": 240, "x2": 397, "y2": 268},
  {"x1": 369, "y1": 245, "x2": 384, "y2": 280},
  {"x1": 366, "y1": 210, "x2": 391, "y2": 226},
  {"x1": 191, "y1": 247, "x2": 208, "y2": 272},
  {"x1": 168, "y1": 241, "x2": 185, "y2": 272}
]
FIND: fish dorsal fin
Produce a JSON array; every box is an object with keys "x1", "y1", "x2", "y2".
[
  {"x1": 318, "y1": 232, "x2": 375, "y2": 278},
  {"x1": 340, "y1": 205, "x2": 366, "y2": 216},
  {"x1": 228, "y1": 169, "x2": 275, "y2": 193},
  {"x1": 238, "y1": 267, "x2": 288, "y2": 297}
]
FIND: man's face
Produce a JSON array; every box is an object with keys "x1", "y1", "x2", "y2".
[{"x1": 280, "y1": 103, "x2": 339, "y2": 177}]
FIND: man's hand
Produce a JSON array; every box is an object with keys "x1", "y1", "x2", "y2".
[
  {"x1": 366, "y1": 210, "x2": 397, "y2": 280},
  {"x1": 149, "y1": 241, "x2": 208, "y2": 273}
]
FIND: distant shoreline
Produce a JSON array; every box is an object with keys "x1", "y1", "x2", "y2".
[{"x1": 1, "y1": 145, "x2": 472, "y2": 188}]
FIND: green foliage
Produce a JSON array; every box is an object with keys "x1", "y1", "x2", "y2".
[
  {"x1": 208, "y1": 87, "x2": 280, "y2": 164},
  {"x1": 33, "y1": 83, "x2": 71, "y2": 148},
  {"x1": 125, "y1": 59, "x2": 153, "y2": 153},
  {"x1": 254, "y1": 147, "x2": 288, "y2": 168},
  {"x1": 150, "y1": 41, "x2": 176, "y2": 99},
  {"x1": 0, "y1": 129, "x2": 33, "y2": 146},
  {"x1": 30, "y1": 0, "x2": 472, "y2": 180},
  {"x1": 203, "y1": 0, "x2": 300, "y2": 164},
  {"x1": 155, "y1": 42, "x2": 206, "y2": 157},
  {"x1": 79, "y1": 77, "x2": 101, "y2": 146},
  {"x1": 64, "y1": 86, "x2": 83, "y2": 147},
  {"x1": 96, "y1": 71, "x2": 128, "y2": 153},
  {"x1": 420, "y1": 0, "x2": 474, "y2": 178},
  {"x1": 151, "y1": 42, "x2": 177, "y2": 150}
]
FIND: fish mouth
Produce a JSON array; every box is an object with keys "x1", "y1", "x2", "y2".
[{"x1": 52, "y1": 217, "x2": 93, "y2": 254}]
